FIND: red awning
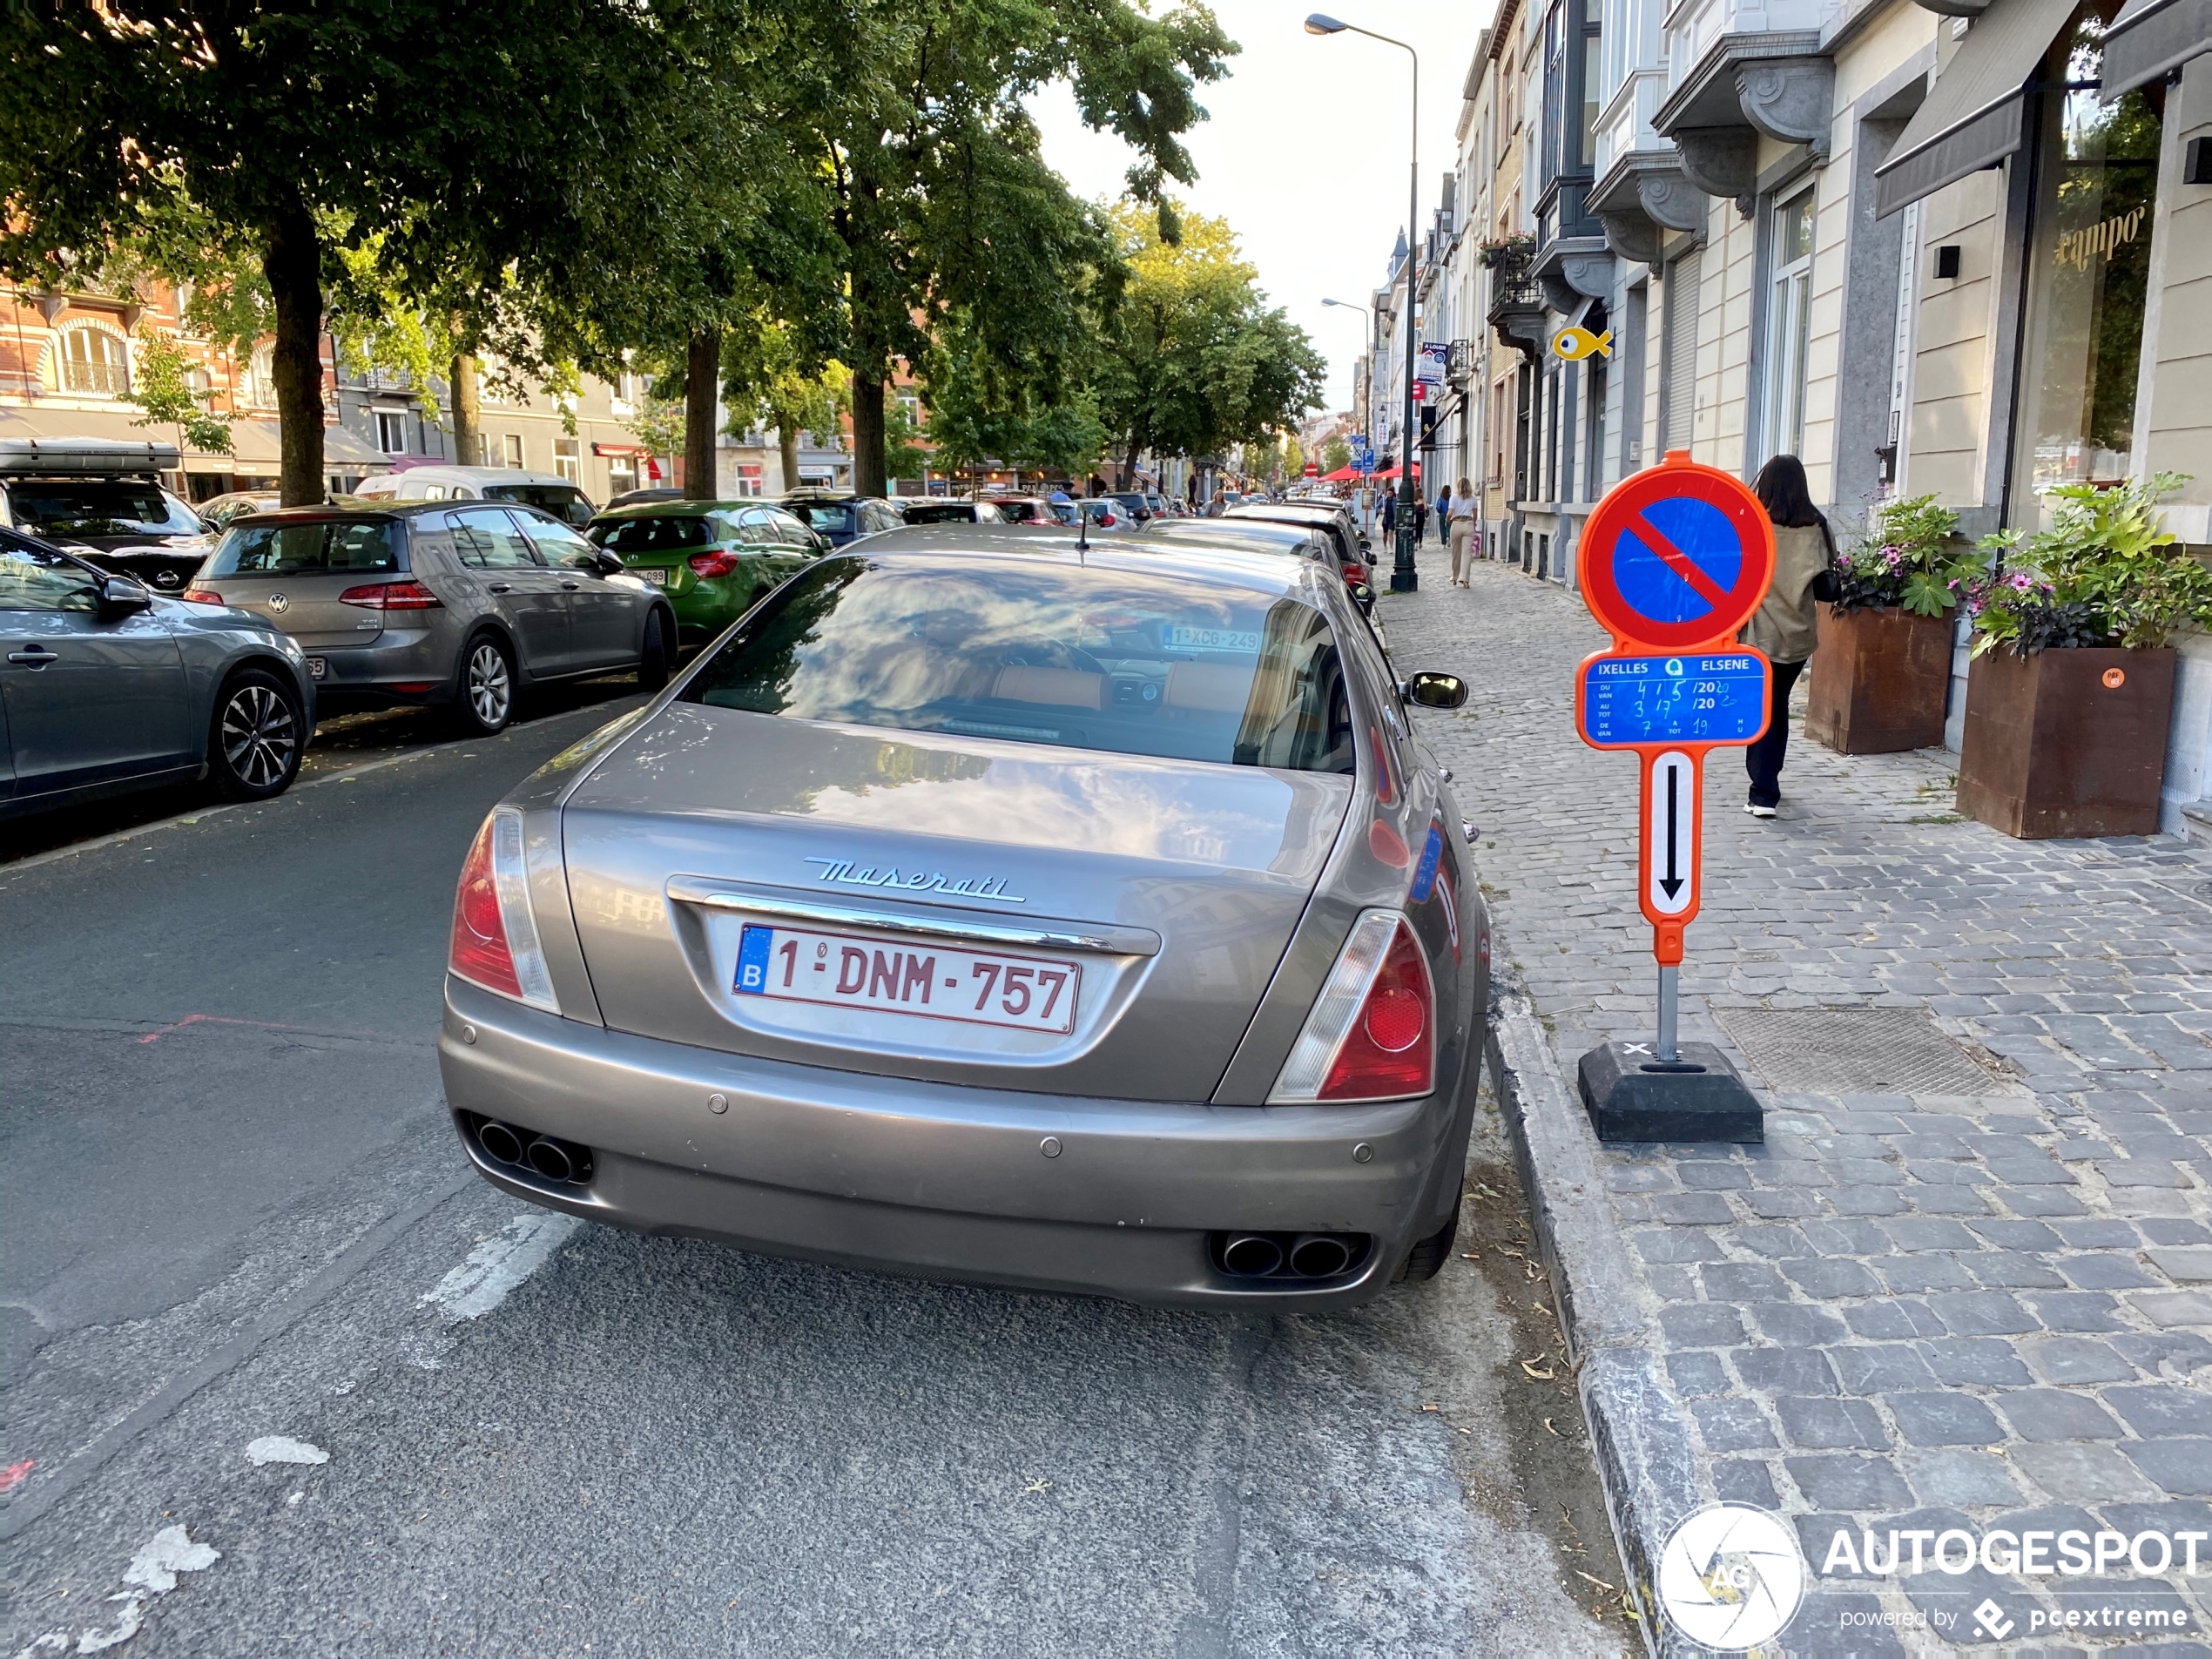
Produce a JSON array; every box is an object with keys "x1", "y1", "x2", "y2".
[
  {"x1": 1371, "y1": 462, "x2": 1421, "y2": 482},
  {"x1": 1320, "y1": 464, "x2": 1361, "y2": 482}
]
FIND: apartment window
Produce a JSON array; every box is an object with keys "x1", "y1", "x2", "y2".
[
  {"x1": 734, "y1": 462, "x2": 764, "y2": 498},
  {"x1": 60, "y1": 327, "x2": 128, "y2": 396},
  {"x1": 502, "y1": 433, "x2": 524, "y2": 469},
  {"x1": 554, "y1": 436, "x2": 581, "y2": 483},
  {"x1": 1579, "y1": 0, "x2": 1602, "y2": 171},
  {"x1": 607, "y1": 454, "x2": 639, "y2": 497},
  {"x1": 1764, "y1": 188, "x2": 1817, "y2": 462},
  {"x1": 1542, "y1": 4, "x2": 1567, "y2": 181},
  {"x1": 374, "y1": 409, "x2": 408, "y2": 455},
  {"x1": 1585, "y1": 351, "x2": 1608, "y2": 500}
]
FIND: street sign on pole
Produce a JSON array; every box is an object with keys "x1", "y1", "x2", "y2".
[{"x1": 1572, "y1": 450, "x2": 1776, "y2": 1143}]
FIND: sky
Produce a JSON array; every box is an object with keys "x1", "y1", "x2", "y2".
[{"x1": 1028, "y1": 0, "x2": 1494, "y2": 416}]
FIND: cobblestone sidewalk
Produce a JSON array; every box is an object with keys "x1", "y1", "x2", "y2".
[{"x1": 1382, "y1": 555, "x2": 2212, "y2": 1652}]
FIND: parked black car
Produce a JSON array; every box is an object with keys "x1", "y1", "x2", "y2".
[
  {"x1": 0, "y1": 437, "x2": 215, "y2": 593},
  {"x1": 779, "y1": 490, "x2": 905, "y2": 547}
]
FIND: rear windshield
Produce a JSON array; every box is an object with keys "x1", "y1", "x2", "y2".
[
  {"x1": 785, "y1": 502, "x2": 855, "y2": 532},
  {"x1": 206, "y1": 519, "x2": 403, "y2": 576},
  {"x1": 590, "y1": 516, "x2": 712, "y2": 554},
  {"x1": 7, "y1": 481, "x2": 203, "y2": 538},
  {"x1": 679, "y1": 557, "x2": 1355, "y2": 772},
  {"x1": 483, "y1": 483, "x2": 594, "y2": 527},
  {"x1": 991, "y1": 500, "x2": 1045, "y2": 523},
  {"x1": 903, "y1": 501, "x2": 997, "y2": 524}
]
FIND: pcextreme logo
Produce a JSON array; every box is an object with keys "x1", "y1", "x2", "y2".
[{"x1": 1656, "y1": 1504, "x2": 1807, "y2": 1650}]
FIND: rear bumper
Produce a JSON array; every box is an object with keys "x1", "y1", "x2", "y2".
[
  {"x1": 302, "y1": 629, "x2": 453, "y2": 700},
  {"x1": 436, "y1": 976, "x2": 1474, "y2": 1308}
]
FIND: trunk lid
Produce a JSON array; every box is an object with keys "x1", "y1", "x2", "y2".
[
  {"x1": 199, "y1": 516, "x2": 408, "y2": 647},
  {"x1": 561, "y1": 703, "x2": 1351, "y2": 1100}
]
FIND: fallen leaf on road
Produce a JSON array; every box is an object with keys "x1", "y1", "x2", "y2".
[
  {"x1": 1542, "y1": 1418, "x2": 1560, "y2": 1435},
  {"x1": 1575, "y1": 1570, "x2": 1615, "y2": 1591},
  {"x1": 0, "y1": 1459, "x2": 33, "y2": 1494},
  {"x1": 1022, "y1": 1478, "x2": 1052, "y2": 1494},
  {"x1": 1521, "y1": 1359, "x2": 1555, "y2": 1381}
]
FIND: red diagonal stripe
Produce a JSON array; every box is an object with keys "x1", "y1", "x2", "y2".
[{"x1": 1629, "y1": 512, "x2": 1730, "y2": 610}]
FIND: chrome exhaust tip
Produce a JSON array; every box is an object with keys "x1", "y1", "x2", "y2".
[
  {"x1": 476, "y1": 1119, "x2": 526, "y2": 1165},
  {"x1": 1220, "y1": 1233, "x2": 1285, "y2": 1277},
  {"x1": 526, "y1": 1136, "x2": 577, "y2": 1184},
  {"x1": 1288, "y1": 1232, "x2": 1352, "y2": 1278}
]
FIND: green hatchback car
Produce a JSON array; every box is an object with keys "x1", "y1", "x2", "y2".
[{"x1": 586, "y1": 501, "x2": 829, "y2": 648}]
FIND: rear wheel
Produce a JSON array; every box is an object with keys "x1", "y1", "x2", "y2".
[
  {"x1": 209, "y1": 667, "x2": 306, "y2": 800},
  {"x1": 1396, "y1": 1206, "x2": 1460, "y2": 1283},
  {"x1": 637, "y1": 608, "x2": 670, "y2": 691},
  {"x1": 455, "y1": 632, "x2": 516, "y2": 736}
]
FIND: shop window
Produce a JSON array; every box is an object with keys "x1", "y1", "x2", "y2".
[
  {"x1": 607, "y1": 455, "x2": 639, "y2": 497},
  {"x1": 554, "y1": 437, "x2": 581, "y2": 483},
  {"x1": 60, "y1": 327, "x2": 128, "y2": 396},
  {"x1": 1764, "y1": 188, "x2": 1817, "y2": 462},
  {"x1": 2012, "y1": 5, "x2": 2161, "y2": 525}
]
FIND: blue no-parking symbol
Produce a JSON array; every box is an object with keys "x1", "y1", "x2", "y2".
[{"x1": 1611, "y1": 497, "x2": 1745, "y2": 630}]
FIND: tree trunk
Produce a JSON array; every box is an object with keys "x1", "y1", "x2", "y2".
[
  {"x1": 779, "y1": 428, "x2": 800, "y2": 493},
  {"x1": 262, "y1": 203, "x2": 325, "y2": 507},
  {"x1": 685, "y1": 326, "x2": 722, "y2": 501},
  {"x1": 851, "y1": 370, "x2": 886, "y2": 497},
  {"x1": 449, "y1": 351, "x2": 481, "y2": 466}
]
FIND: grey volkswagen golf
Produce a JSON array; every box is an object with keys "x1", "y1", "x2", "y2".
[
  {"x1": 436, "y1": 528, "x2": 1487, "y2": 1306},
  {"x1": 189, "y1": 502, "x2": 678, "y2": 734}
]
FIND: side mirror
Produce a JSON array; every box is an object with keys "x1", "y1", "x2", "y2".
[
  {"x1": 594, "y1": 550, "x2": 625, "y2": 577},
  {"x1": 1402, "y1": 671, "x2": 1467, "y2": 709},
  {"x1": 98, "y1": 575, "x2": 153, "y2": 616}
]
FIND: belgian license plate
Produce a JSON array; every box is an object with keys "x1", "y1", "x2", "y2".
[
  {"x1": 636, "y1": 566, "x2": 668, "y2": 586},
  {"x1": 306, "y1": 657, "x2": 327, "y2": 681},
  {"x1": 733, "y1": 923, "x2": 1080, "y2": 1034}
]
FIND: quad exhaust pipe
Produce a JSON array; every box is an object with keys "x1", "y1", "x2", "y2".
[
  {"x1": 468, "y1": 1115, "x2": 593, "y2": 1187},
  {"x1": 1213, "y1": 1230, "x2": 1369, "y2": 1281}
]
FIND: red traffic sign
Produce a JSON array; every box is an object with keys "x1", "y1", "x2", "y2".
[{"x1": 1577, "y1": 451, "x2": 1775, "y2": 651}]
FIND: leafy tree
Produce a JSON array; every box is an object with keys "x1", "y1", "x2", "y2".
[
  {"x1": 1091, "y1": 202, "x2": 1325, "y2": 479},
  {"x1": 882, "y1": 394, "x2": 932, "y2": 487},
  {"x1": 723, "y1": 314, "x2": 849, "y2": 492},
  {"x1": 125, "y1": 329, "x2": 232, "y2": 455},
  {"x1": 816, "y1": 0, "x2": 1233, "y2": 494},
  {"x1": 1320, "y1": 436, "x2": 1351, "y2": 476},
  {"x1": 0, "y1": 0, "x2": 783, "y2": 504}
]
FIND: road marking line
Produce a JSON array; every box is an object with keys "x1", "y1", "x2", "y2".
[{"x1": 420, "y1": 1212, "x2": 581, "y2": 1322}]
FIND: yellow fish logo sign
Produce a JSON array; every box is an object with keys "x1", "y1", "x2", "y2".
[{"x1": 1550, "y1": 326, "x2": 1614, "y2": 361}]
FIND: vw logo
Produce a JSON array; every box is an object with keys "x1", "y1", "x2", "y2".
[{"x1": 267, "y1": 593, "x2": 289, "y2": 613}]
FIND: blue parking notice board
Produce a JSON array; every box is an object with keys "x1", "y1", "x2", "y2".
[{"x1": 1578, "y1": 651, "x2": 1770, "y2": 748}]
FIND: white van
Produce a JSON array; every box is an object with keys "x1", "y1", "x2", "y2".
[{"x1": 348, "y1": 466, "x2": 595, "y2": 528}]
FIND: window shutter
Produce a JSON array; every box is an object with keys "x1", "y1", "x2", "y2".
[{"x1": 1662, "y1": 250, "x2": 1700, "y2": 454}]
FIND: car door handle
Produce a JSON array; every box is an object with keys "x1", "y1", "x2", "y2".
[
  {"x1": 487, "y1": 583, "x2": 512, "y2": 594},
  {"x1": 7, "y1": 647, "x2": 57, "y2": 666},
  {"x1": 560, "y1": 581, "x2": 581, "y2": 590}
]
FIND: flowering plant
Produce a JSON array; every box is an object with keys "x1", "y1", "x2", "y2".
[
  {"x1": 1963, "y1": 472, "x2": 2210, "y2": 657},
  {"x1": 1831, "y1": 494, "x2": 1966, "y2": 617},
  {"x1": 1476, "y1": 235, "x2": 1534, "y2": 269}
]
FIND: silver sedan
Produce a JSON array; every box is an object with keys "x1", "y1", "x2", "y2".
[{"x1": 435, "y1": 528, "x2": 1487, "y2": 1306}]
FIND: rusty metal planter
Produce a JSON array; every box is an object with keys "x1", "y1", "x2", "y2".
[
  {"x1": 1805, "y1": 604, "x2": 1954, "y2": 754},
  {"x1": 1956, "y1": 645, "x2": 2177, "y2": 839}
]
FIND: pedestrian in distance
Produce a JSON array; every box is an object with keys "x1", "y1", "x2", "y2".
[
  {"x1": 1435, "y1": 484, "x2": 1452, "y2": 545},
  {"x1": 1380, "y1": 490, "x2": 1397, "y2": 537},
  {"x1": 1448, "y1": 478, "x2": 1476, "y2": 586},
  {"x1": 1740, "y1": 453, "x2": 1838, "y2": 819},
  {"x1": 1411, "y1": 494, "x2": 1428, "y2": 544}
]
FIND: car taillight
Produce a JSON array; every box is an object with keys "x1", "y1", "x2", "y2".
[
  {"x1": 688, "y1": 550, "x2": 739, "y2": 578},
  {"x1": 340, "y1": 580, "x2": 443, "y2": 610},
  {"x1": 1342, "y1": 563, "x2": 1366, "y2": 585},
  {"x1": 1269, "y1": 911, "x2": 1434, "y2": 1103},
  {"x1": 181, "y1": 587, "x2": 226, "y2": 605},
  {"x1": 448, "y1": 809, "x2": 560, "y2": 1012}
]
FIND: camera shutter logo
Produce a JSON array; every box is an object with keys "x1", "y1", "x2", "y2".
[{"x1": 1656, "y1": 1504, "x2": 1806, "y2": 1650}]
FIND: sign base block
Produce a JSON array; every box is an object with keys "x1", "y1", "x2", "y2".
[{"x1": 1576, "y1": 1042, "x2": 1764, "y2": 1143}]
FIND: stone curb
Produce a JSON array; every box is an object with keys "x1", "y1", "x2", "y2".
[{"x1": 1486, "y1": 975, "x2": 1701, "y2": 1657}]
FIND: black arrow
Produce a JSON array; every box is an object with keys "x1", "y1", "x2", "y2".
[{"x1": 1659, "y1": 763, "x2": 1685, "y2": 900}]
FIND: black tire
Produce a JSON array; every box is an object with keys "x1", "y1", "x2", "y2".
[
  {"x1": 209, "y1": 666, "x2": 306, "y2": 800},
  {"x1": 637, "y1": 608, "x2": 671, "y2": 692},
  {"x1": 1396, "y1": 1206, "x2": 1460, "y2": 1283},
  {"x1": 454, "y1": 631, "x2": 516, "y2": 737}
]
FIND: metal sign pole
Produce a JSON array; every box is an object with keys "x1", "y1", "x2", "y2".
[{"x1": 1656, "y1": 965, "x2": 1678, "y2": 1064}]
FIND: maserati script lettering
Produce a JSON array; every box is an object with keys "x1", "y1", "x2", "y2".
[{"x1": 804, "y1": 857, "x2": 1027, "y2": 904}]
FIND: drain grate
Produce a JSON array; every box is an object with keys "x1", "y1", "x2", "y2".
[{"x1": 1714, "y1": 1007, "x2": 2007, "y2": 1096}]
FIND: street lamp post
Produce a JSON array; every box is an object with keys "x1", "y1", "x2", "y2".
[
  {"x1": 1308, "y1": 12, "x2": 1419, "y2": 592},
  {"x1": 1320, "y1": 295, "x2": 1374, "y2": 525}
]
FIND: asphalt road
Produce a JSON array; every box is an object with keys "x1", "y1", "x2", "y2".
[{"x1": 2, "y1": 688, "x2": 1629, "y2": 1657}]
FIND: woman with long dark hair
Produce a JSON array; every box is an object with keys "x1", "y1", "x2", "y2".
[{"x1": 1741, "y1": 455, "x2": 1836, "y2": 817}]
